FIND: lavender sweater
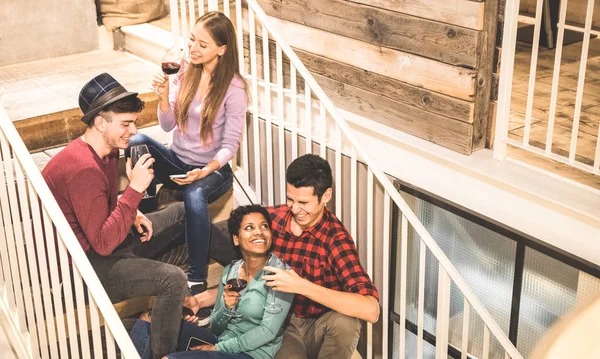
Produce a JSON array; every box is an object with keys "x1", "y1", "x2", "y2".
[{"x1": 158, "y1": 67, "x2": 247, "y2": 167}]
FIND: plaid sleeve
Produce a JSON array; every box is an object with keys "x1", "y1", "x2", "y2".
[{"x1": 329, "y1": 225, "x2": 379, "y2": 300}]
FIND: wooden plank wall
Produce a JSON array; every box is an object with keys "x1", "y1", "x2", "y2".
[{"x1": 249, "y1": 0, "x2": 501, "y2": 154}]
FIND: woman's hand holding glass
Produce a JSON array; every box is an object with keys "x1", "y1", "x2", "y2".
[
  {"x1": 223, "y1": 284, "x2": 240, "y2": 309},
  {"x1": 152, "y1": 72, "x2": 169, "y2": 98}
]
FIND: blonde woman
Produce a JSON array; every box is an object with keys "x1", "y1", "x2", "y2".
[{"x1": 129, "y1": 11, "x2": 247, "y2": 296}]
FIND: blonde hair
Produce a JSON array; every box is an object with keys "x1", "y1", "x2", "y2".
[{"x1": 176, "y1": 11, "x2": 247, "y2": 144}]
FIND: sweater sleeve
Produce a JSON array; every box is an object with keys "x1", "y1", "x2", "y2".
[
  {"x1": 67, "y1": 168, "x2": 143, "y2": 256},
  {"x1": 209, "y1": 267, "x2": 232, "y2": 335},
  {"x1": 212, "y1": 82, "x2": 247, "y2": 167},
  {"x1": 157, "y1": 75, "x2": 181, "y2": 132}
]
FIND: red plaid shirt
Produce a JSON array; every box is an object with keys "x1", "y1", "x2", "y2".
[{"x1": 268, "y1": 205, "x2": 379, "y2": 318}]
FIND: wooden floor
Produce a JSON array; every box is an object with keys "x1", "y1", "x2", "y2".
[{"x1": 509, "y1": 37, "x2": 600, "y2": 167}]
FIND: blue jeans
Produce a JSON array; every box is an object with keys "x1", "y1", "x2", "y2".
[
  {"x1": 130, "y1": 320, "x2": 251, "y2": 359},
  {"x1": 128, "y1": 134, "x2": 234, "y2": 282}
]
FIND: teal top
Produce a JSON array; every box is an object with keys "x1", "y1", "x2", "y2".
[{"x1": 212, "y1": 253, "x2": 294, "y2": 359}]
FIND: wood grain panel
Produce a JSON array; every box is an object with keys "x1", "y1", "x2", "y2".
[
  {"x1": 244, "y1": 36, "x2": 475, "y2": 123},
  {"x1": 316, "y1": 74, "x2": 473, "y2": 154},
  {"x1": 245, "y1": 12, "x2": 477, "y2": 100},
  {"x1": 256, "y1": 0, "x2": 480, "y2": 67},
  {"x1": 346, "y1": 0, "x2": 485, "y2": 30}
]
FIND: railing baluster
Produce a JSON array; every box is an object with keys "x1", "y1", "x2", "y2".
[
  {"x1": 0, "y1": 134, "x2": 26, "y2": 329},
  {"x1": 105, "y1": 324, "x2": 117, "y2": 358},
  {"x1": 319, "y1": 102, "x2": 327, "y2": 159},
  {"x1": 435, "y1": 268, "x2": 451, "y2": 358},
  {"x1": 73, "y1": 265, "x2": 91, "y2": 357},
  {"x1": 366, "y1": 168, "x2": 374, "y2": 359},
  {"x1": 188, "y1": 0, "x2": 195, "y2": 28},
  {"x1": 290, "y1": 63, "x2": 298, "y2": 159},
  {"x1": 235, "y1": 0, "x2": 249, "y2": 186},
  {"x1": 522, "y1": 0, "x2": 545, "y2": 147},
  {"x1": 263, "y1": 24, "x2": 274, "y2": 206},
  {"x1": 0, "y1": 149, "x2": 16, "y2": 314},
  {"x1": 248, "y1": 8, "x2": 262, "y2": 203},
  {"x1": 198, "y1": 0, "x2": 205, "y2": 17},
  {"x1": 399, "y1": 213, "x2": 408, "y2": 359},
  {"x1": 28, "y1": 182, "x2": 59, "y2": 358},
  {"x1": 169, "y1": 0, "x2": 180, "y2": 47},
  {"x1": 461, "y1": 298, "x2": 470, "y2": 359},
  {"x1": 305, "y1": 85, "x2": 312, "y2": 154},
  {"x1": 545, "y1": 0, "x2": 569, "y2": 154},
  {"x1": 483, "y1": 325, "x2": 491, "y2": 359},
  {"x1": 14, "y1": 160, "x2": 41, "y2": 357},
  {"x1": 88, "y1": 293, "x2": 103, "y2": 359},
  {"x1": 43, "y1": 208, "x2": 69, "y2": 358},
  {"x1": 350, "y1": 147, "x2": 357, "y2": 243},
  {"x1": 276, "y1": 43, "x2": 285, "y2": 203},
  {"x1": 180, "y1": 0, "x2": 188, "y2": 48},
  {"x1": 417, "y1": 240, "x2": 426, "y2": 359},
  {"x1": 568, "y1": 0, "x2": 596, "y2": 164},
  {"x1": 57, "y1": 235, "x2": 80, "y2": 359},
  {"x1": 335, "y1": 125, "x2": 342, "y2": 219},
  {"x1": 223, "y1": 0, "x2": 230, "y2": 17},
  {"x1": 22, "y1": 179, "x2": 49, "y2": 358},
  {"x1": 595, "y1": 125, "x2": 600, "y2": 172},
  {"x1": 382, "y1": 193, "x2": 391, "y2": 359}
]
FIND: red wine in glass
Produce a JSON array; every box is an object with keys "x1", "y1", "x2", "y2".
[
  {"x1": 161, "y1": 62, "x2": 181, "y2": 75},
  {"x1": 226, "y1": 278, "x2": 248, "y2": 293}
]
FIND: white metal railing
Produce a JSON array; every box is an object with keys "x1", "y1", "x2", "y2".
[
  {"x1": 0, "y1": 107, "x2": 139, "y2": 358},
  {"x1": 172, "y1": 1, "x2": 524, "y2": 358},
  {"x1": 495, "y1": 0, "x2": 600, "y2": 175}
]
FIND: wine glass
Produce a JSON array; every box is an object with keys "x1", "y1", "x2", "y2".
[
  {"x1": 263, "y1": 255, "x2": 283, "y2": 314},
  {"x1": 161, "y1": 47, "x2": 185, "y2": 75},
  {"x1": 129, "y1": 144, "x2": 155, "y2": 199},
  {"x1": 224, "y1": 278, "x2": 248, "y2": 318}
]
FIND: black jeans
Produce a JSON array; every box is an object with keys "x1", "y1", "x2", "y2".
[{"x1": 87, "y1": 203, "x2": 188, "y2": 359}]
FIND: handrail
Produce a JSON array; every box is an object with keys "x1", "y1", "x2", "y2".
[
  {"x1": 0, "y1": 106, "x2": 140, "y2": 358},
  {"x1": 242, "y1": 2, "x2": 522, "y2": 358}
]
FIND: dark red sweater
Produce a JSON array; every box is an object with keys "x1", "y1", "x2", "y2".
[{"x1": 42, "y1": 138, "x2": 143, "y2": 256}]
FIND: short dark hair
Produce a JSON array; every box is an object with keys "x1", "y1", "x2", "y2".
[
  {"x1": 90, "y1": 95, "x2": 145, "y2": 127},
  {"x1": 227, "y1": 205, "x2": 272, "y2": 258},
  {"x1": 286, "y1": 154, "x2": 332, "y2": 201}
]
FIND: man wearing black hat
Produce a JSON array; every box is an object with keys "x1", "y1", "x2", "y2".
[{"x1": 42, "y1": 73, "x2": 188, "y2": 359}]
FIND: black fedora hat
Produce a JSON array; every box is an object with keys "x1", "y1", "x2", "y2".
[{"x1": 78, "y1": 73, "x2": 138, "y2": 124}]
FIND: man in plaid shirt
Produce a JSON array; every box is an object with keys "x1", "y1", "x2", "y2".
[{"x1": 263, "y1": 154, "x2": 379, "y2": 359}]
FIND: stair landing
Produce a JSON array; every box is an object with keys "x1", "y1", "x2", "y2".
[{"x1": 0, "y1": 50, "x2": 157, "y2": 122}]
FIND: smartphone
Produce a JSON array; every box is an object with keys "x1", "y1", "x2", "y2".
[
  {"x1": 169, "y1": 174, "x2": 188, "y2": 179},
  {"x1": 187, "y1": 336, "x2": 212, "y2": 350}
]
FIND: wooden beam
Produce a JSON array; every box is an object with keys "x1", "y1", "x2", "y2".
[
  {"x1": 246, "y1": 12, "x2": 477, "y2": 100},
  {"x1": 472, "y1": 0, "x2": 500, "y2": 150},
  {"x1": 256, "y1": 0, "x2": 480, "y2": 68},
  {"x1": 14, "y1": 93, "x2": 159, "y2": 153},
  {"x1": 244, "y1": 36, "x2": 475, "y2": 123},
  {"x1": 346, "y1": 0, "x2": 485, "y2": 30}
]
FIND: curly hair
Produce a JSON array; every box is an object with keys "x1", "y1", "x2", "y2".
[{"x1": 227, "y1": 205, "x2": 272, "y2": 258}]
